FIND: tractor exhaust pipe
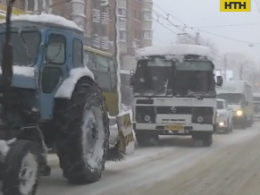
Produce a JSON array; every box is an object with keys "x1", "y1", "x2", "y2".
[{"x1": 1, "y1": 0, "x2": 15, "y2": 87}]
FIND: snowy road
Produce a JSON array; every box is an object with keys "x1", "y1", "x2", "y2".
[{"x1": 37, "y1": 123, "x2": 260, "y2": 195}]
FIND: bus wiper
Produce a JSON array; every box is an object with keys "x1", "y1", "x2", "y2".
[{"x1": 148, "y1": 79, "x2": 168, "y2": 99}]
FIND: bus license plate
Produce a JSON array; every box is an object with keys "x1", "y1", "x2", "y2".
[{"x1": 165, "y1": 124, "x2": 183, "y2": 131}]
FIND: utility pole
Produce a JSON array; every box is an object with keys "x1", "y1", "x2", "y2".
[
  {"x1": 223, "y1": 54, "x2": 227, "y2": 81},
  {"x1": 114, "y1": 0, "x2": 121, "y2": 113}
]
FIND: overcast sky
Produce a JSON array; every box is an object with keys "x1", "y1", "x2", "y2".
[{"x1": 153, "y1": 0, "x2": 260, "y2": 62}]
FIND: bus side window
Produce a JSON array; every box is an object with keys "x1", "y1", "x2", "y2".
[
  {"x1": 110, "y1": 72, "x2": 116, "y2": 90},
  {"x1": 109, "y1": 59, "x2": 116, "y2": 90},
  {"x1": 96, "y1": 55, "x2": 109, "y2": 71},
  {"x1": 84, "y1": 51, "x2": 96, "y2": 70},
  {"x1": 73, "y1": 39, "x2": 83, "y2": 67}
]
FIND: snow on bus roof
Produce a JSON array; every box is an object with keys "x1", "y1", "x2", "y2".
[
  {"x1": 0, "y1": 14, "x2": 83, "y2": 31},
  {"x1": 136, "y1": 44, "x2": 212, "y2": 59}
]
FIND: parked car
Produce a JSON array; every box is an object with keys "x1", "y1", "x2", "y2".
[{"x1": 216, "y1": 99, "x2": 233, "y2": 133}]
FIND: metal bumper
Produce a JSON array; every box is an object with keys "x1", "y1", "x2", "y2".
[
  {"x1": 232, "y1": 116, "x2": 245, "y2": 125},
  {"x1": 133, "y1": 123, "x2": 214, "y2": 135}
]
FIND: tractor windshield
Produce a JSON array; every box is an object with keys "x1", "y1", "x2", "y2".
[{"x1": 0, "y1": 31, "x2": 41, "y2": 66}]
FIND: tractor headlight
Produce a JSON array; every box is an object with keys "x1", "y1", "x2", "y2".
[{"x1": 236, "y1": 110, "x2": 243, "y2": 116}]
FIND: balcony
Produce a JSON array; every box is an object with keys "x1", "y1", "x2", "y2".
[
  {"x1": 92, "y1": 9, "x2": 101, "y2": 23},
  {"x1": 101, "y1": 12, "x2": 109, "y2": 25}
]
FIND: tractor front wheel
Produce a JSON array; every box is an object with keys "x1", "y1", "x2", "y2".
[
  {"x1": 2, "y1": 140, "x2": 41, "y2": 195},
  {"x1": 56, "y1": 79, "x2": 109, "y2": 184}
]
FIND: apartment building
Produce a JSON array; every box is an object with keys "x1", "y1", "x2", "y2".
[{"x1": 108, "y1": 0, "x2": 153, "y2": 55}]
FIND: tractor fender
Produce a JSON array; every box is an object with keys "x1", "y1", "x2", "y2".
[{"x1": 54, "y1": 67, "x2": 95, "y2": 99}]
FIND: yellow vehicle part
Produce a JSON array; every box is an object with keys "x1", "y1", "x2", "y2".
[
  {"x1": 103, "y1": 91, "x2": 118, "y2": 116},
  {"x1": 0, "y1": 3, "x2": 26, "y2": 20}
]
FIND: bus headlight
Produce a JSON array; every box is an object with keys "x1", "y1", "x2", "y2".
[
  {"x1": 236, "y1": 110, "x2": 243, "y2": 116},
  {"x1": 144, "y1": 115, "x2": 151, "y2": 122}
]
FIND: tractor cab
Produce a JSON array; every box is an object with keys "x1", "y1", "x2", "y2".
[{"x1": 0, "y1": 14, "x2": 93, "y2": 121}]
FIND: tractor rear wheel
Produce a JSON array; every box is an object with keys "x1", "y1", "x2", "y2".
[{"x1": 56, "y1": 78, "x2": 109, "y2": 184}]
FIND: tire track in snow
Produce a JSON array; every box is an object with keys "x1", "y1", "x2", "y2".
[{"x1": 35, "y1": 123, "x2": 260, "y2": 195}]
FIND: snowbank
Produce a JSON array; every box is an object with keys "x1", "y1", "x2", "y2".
[
  {"x1": 55, "y1": 67, "x2": 94, "y2": 98},
  {"x1": 136, "y1": 44, "x2": 212, "y2": 60},
  {"x1": 0, "y1": 65, "x2": 34, "y2": 77},
  {"x1": 3, "y1": 14, "x2": 83, "y2": 32}
]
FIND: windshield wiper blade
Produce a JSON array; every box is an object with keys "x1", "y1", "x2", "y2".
[
  {"x1": 148, "y1": 79, "x2": 168, "y2": 99},
  {"x1": 18, "y1": 32, "x2": 32, "y2": 63}
]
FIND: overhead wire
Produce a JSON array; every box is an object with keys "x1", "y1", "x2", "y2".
[
  {"x1": 148, "y1": 3, "x2": 227, "y2": 61},
  {"x1": 151, "y1": 2, "x2": 259, "y2": 45}
]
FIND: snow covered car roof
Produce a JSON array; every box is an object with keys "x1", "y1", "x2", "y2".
[
  {"x1": 0, "y1": 14, "x2": 83, "y2": 32},
  {"x1": 136, "y1": 44, "x2": 212, "y2": 60}
]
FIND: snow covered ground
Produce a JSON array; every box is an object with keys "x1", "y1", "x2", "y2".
[{"x1": 33, "y1": 122, "x2": 260, "y2": 195}]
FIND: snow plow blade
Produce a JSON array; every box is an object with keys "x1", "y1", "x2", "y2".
[{"x1": 106, "y1": 111, "x2": 135, "y2": 161}]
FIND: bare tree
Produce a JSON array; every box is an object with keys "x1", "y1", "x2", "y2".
[{"x1": 223, "y1": 52, "x2": 257, "y2": 83}]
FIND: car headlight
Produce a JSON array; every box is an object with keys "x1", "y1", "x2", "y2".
[
  {"x1": 219, "y1": 121, "x2": 225, "y2": 126},
  {"x1": 236, "y1": 110, "x2": 243, "y2": 116}
]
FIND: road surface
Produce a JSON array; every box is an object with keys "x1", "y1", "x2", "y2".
[{"x1": 37, "y1": 123, "x2": 260, "y2": 195}]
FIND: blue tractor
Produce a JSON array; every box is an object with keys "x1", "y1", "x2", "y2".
[{"x1": 0, "y1": 1, "x2": 134, "y2": 195}]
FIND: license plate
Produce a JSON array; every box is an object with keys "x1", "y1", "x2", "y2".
[{"x1": 165, "y1": 124, "x2": 183, "y2": 130}]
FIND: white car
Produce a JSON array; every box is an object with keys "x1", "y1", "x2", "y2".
[{"x1": 216, "y1": 98, "x2": 233, "y2": 133}]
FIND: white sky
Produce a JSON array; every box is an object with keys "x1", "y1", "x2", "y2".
[{"x1": 153, "y1": 0, "x2": 260, "y2": 63}]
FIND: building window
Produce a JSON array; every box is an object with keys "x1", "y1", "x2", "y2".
[
  {"x1": 143, "y1": 11, "x2": 152, "y2": 21},
  {"x1": 19, "y1": 0, "x2": 26, "y2": 9},
  {"x1": 92, "y1": 0, "x2": 99, "y2": 9},
  {"x1": 118, "y1": 8, "x2": 127, "y2": 17},
  {"x1": 134, "y1": 10, "x2": 137, "y2": 19},
  {"x1": 27, "y1": 0, "x2": 35, "y2": 12},
  {"x1": 134, "y1": 10, "x2": 141, "y2": 21},
  {"x1": 119, "y1": 30, "x2": 127, "y2": 41},
  {"x1": 142, "y1": 31, "x2": 152, "y2": 40},
  {"x1": 135, "y1": 30, "x2": 139, "y2": 39},
  {"x1": 0, "y1": 0, "x2": 6, "y2": 5}
]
